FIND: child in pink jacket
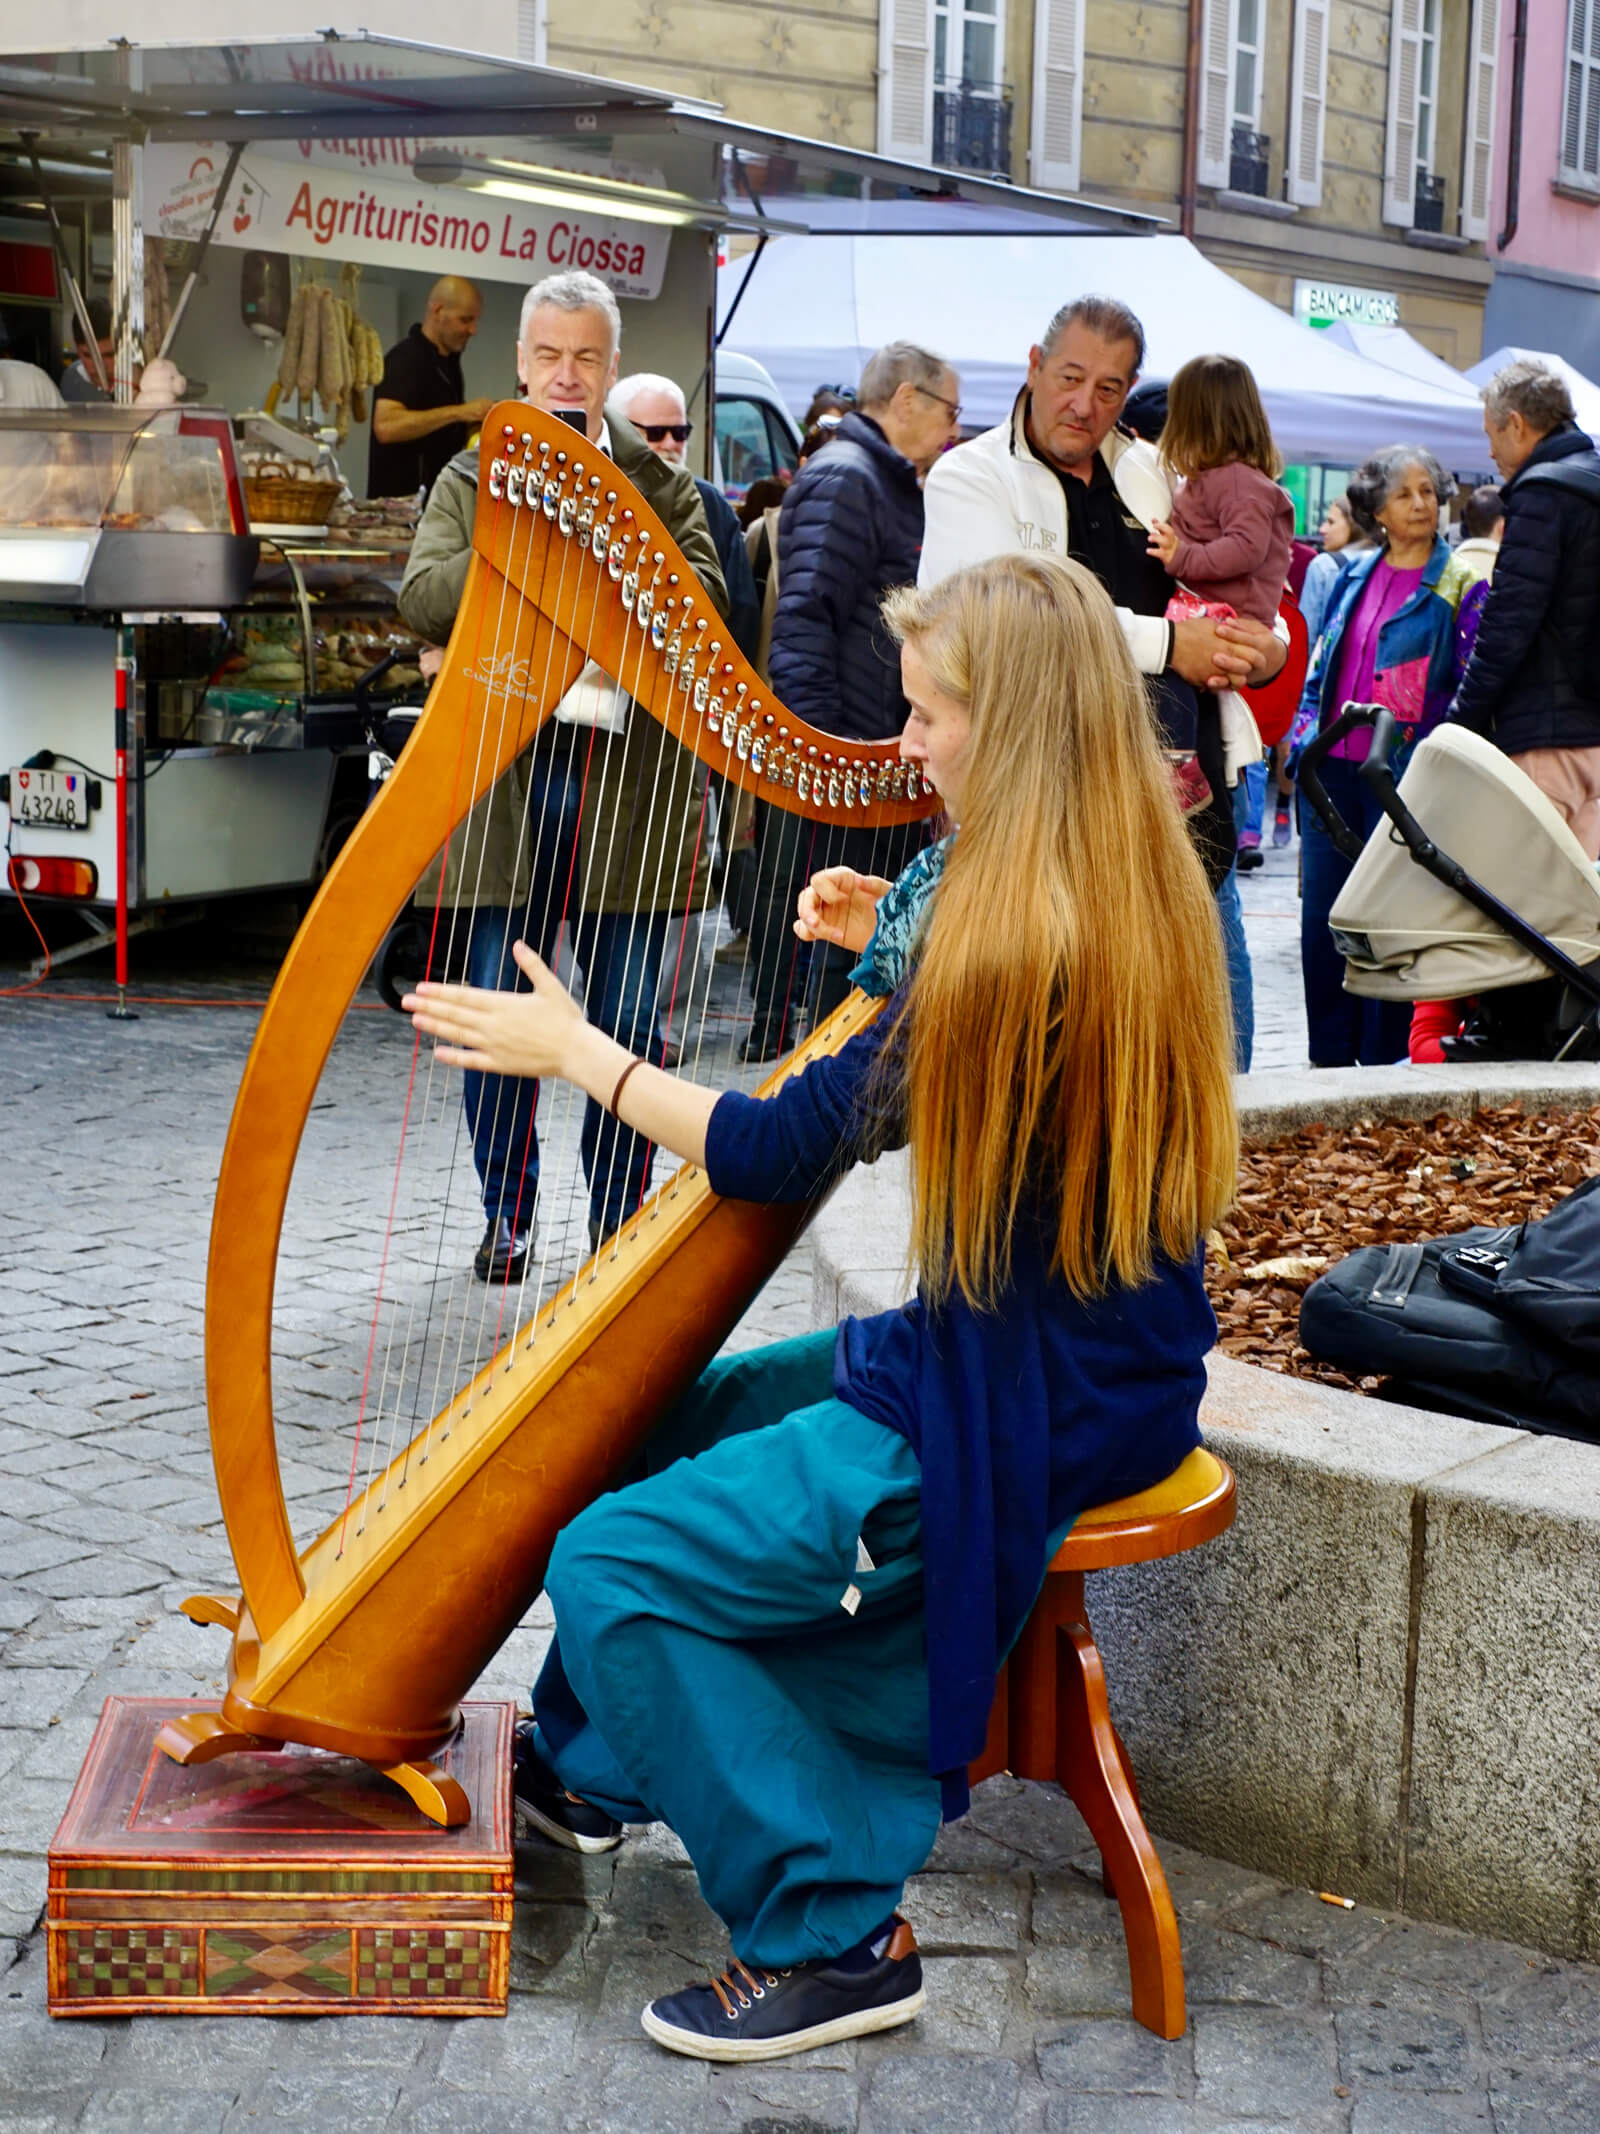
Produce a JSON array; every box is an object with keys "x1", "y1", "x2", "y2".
[{"x1": 1148, "y1": 355, "x2": 1295, "y2": 815}]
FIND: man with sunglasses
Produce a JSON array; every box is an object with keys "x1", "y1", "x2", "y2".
[
  {"x1": 614, "y1": 372, "x2": 761, "y2": 661},
  {"x1": 741, "y1": 342, "x2": 960, "y2": 1058}
]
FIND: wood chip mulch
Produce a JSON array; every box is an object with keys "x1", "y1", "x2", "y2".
[{"x1": 1206, "y1": 1103, "x2": 1600, "y2": 1393}]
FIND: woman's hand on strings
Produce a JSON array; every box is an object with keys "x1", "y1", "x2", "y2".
[
  {"x1": 404, "y1": 941, "x2": 583, "y2": 1080},
  {"x1": 794, "y1": 866, "x2": 892, "y2": 954}
]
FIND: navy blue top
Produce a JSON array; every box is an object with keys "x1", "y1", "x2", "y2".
[{"x1": 705, "y1": 1006, "x2": 1214, "y2": 1818}]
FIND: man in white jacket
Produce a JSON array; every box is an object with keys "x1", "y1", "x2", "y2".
[
  {"x1": 920, "y1": 295, "x2": 1284, "y2": 1067},
  {"x1": 920, "y1": 294, "x2": 1283, "y2": 703}
]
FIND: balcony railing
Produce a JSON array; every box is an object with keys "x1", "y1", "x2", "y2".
[
  {"x1": 933, "y1": 80, "x2": 1014, "y2": 177},
  {"x1": 1228, "y1": 123, "x2": 1270, "y2": 197},
  {"x1": 1415, "y1": 170, "x2": 1446, "y2": 233}
]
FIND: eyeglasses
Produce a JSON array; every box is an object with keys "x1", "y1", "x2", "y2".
[
  {"x1": 915, "y1": 383, "x2": 963, "y2": 424},
  {"x1": 640, "y1": 422, "x2": 693, "y2": 443}
]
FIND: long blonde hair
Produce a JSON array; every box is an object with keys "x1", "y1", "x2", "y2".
[{"x1": 881, "y1": 554, "x2": 1237, "y2": 1307}]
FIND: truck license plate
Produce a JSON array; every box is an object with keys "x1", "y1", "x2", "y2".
[{"x1": 9, "y1": 767, "x2": 91, "y2": 829}]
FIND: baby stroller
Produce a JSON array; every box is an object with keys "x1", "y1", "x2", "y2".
[{"x1": 1297, "y1": 705, "x2": 1600, "y2": 1062}]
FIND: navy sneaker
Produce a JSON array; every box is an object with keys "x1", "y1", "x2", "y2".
[
  {"x1": 641, "y1": 1916, "x2": 924, "y2": 2062},
  {"x1": 511, "y1": 1720, "x2": 623, "y2": 1854}
]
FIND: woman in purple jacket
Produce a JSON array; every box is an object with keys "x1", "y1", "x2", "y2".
[
  {"x1": 406, "y1": 553, "x2": 1237, "y2": 2066},
  {"x1": 1286, "y1": 446, "x2": 1471, "y2": 1067}
]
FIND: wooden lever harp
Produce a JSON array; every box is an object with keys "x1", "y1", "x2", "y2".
[{"x1": 156, "y1": 404, "x2": 938, "y2": 1823}]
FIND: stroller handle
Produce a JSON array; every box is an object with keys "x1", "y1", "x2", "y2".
[{"x1": 1295, "y1": 702, "x2": 1392, "y2": 860}]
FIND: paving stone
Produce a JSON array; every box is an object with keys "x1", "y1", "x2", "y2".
[
  {"x1": 0, "y1": 2108, "x2": 89, "y2": 2134},
  {"x1": 864, "y1": 2051, "x2": 1020, "y2": 2134},
  {"x1": 1326, "y1": 1918, "x2": 1537, "y2": 2004},
  {"x1": 20, "y1": 1559, "x2": 169, "y2": 1603},
  {"x1": 0, "y1": 1671, "x2": 88, "y2": 1729},
  {"x1": 80, "y1": 2092, "x2": 235, "y2": 2134},
  {"x1": 0, "y1": 1994, "x2": 108, "y2": 2088},
  {"x1": 1159, "y1": 1846, "x2": 1283, "y2": 1927},
  {"x1": 602, "y1": 1858, "x2": 728, "y2": 1964},
  {"x1": 1192, "y1": 2008, "x2": 1344, "y2": 2124},
  {"x1": 916, "y1": 1955, "x2": 1015, "y2": 2050},
  {"x1": 1349, "y1": 2098, "x2": 1494, "y2": 2132},
  {"x1": 1228, "y1": 1886, "x2": 1393, "y2": 1961},
  {"x1": 1024, "y1": 1943, "x2": 1138, "y2": 2017},
  {"x1": 966, "y1": 1780, "x2": 1090, "y2": 1866},
  {"x1": 436, "y1": 1997, "x2": 578, "y2": 2086},
  {"x1": 922, "y1": 1817, "x2": 1017, "y2": 1872},
  {"x1": 119, "y1": 2015, "x2": 279, "y2": 2080},
  {"x1": 400, "y1": 2090, "x2": 583, "y2": 2134},
  {"x1": 1045, "y1": 2103, "x2": 1306, "y2": 2134},
  {"x1": 1478, "y1": 1963, "x2": 1600, "y2": 2064},
  {"x1": 1335, "y1": 2004, "x2": 1473, "y2": 2090},
  {"x1": 1030, "y1": 1871, "x2": 1130, "y2": 1947},
  {"x1": 5, "y1": 1633, "x2": 118, "y2": 1672},
  {"x1": 1036, "y1": 2016, "x2": 1189, "y2": 2094},
  {"x1": 707, "y1": 2064, "x2": 859, "y2": 2132},
  {"x1": 0, "y1": 1593, "x2": 41, "y2": 1635},
  {"x1": 902, "y1": 1872, "x2": 1023, "y2": 1954},
  {"x1": 285, "y1": 2013, "x2": 430, "y2": 2070},
  {"x1": 577, "y1": 2043, "x2": 711, "y2": 2134},
  {"x1": 1181, "y1": 1926, "x2": 1319, "y2": 2008},
  {"x1": 1489, "y1": 2060, "x2": 1600, "y2": 2130},
  {"x1": 219, "y1": 2073, "x2": 401, "y2": 2133}
]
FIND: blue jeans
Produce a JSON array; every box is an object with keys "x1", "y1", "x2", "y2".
[
  {"x1": 460, "y1": 745, "x2": 671, "y2": 1234},
  {"x1": 1214, "y1": 865, "x2": 1254, "y2": 1075},
  {"x1": 1298, "y1": 756, "x2": 1412, "y2": 1066},
  {"x1": 1238, "y1": 757, "x2": 1268, "y2": 842}
]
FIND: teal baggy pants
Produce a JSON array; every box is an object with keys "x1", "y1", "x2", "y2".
[{"x1": 532, "y1": 1329, "x2": 946, "y2": 1966}]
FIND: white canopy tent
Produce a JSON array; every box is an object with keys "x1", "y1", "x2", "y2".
[
  {"x1": 1466, "y1": 347, "x2": 1600, "y2": 440},
  {"x1": 1322, "y1": 320, "x2": 1481, "y2": 400},
  {"x1": 718, "y1": 233, "x2": 1496, "y2": 467}
]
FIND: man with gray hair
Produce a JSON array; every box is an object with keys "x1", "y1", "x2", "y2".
[
  {"x1": 1451, "y1": 358, "x2": 1600, "y2": 856},
  {"x1": 399, "y1": 267, "x2": 726, "y2": 1280},
  {"x1": 743, "y1": 340, "x2": 960, "y2": 1057}
]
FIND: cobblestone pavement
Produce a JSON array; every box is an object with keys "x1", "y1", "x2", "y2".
[{"x1": 5, "y1": 859, "x2": 1599, "y2": 2131}]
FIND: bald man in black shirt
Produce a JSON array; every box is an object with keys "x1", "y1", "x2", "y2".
[{"x1": 368, "y1": 275, "x2": 494, "y2": 500}]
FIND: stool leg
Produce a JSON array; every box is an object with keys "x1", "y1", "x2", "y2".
[{"x1": 1054, "y1": 1578, "x2": 1185, "y2": 2041}]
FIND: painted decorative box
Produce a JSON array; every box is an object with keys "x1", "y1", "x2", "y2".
[{"x1": 47, "y1": 1697, "x2": 511, "y2": 2017}]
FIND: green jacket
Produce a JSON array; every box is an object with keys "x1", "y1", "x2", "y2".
[{"x1": 399, "y1": 406, "x2": 729, "y2": 914}]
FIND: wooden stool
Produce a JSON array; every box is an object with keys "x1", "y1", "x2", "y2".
[{"x1": 970, "y1": 1447, "x2": 1236, "y2": 2040}]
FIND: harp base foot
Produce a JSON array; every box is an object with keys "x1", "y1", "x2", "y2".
[
  {"x1": 153, "y1": 1713, "x2": 472, "y2": 1828},
  {"x1": 381, "y1": 1759, "x2": 472, "y2": 1827},
  {"x1": 154, "y1": 1711, "x2": 285, "y2": 1766}
]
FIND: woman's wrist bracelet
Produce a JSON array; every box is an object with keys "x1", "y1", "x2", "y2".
[{"x1": 608, "y1": 1055, "x2": 646, "y2": 1119}]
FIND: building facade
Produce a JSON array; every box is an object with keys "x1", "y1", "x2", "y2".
[
  {"x1": 546, "y1": 0, "x2": 1535, "y2": 368},
  {"x1": 1481, "y1": 0, "x2": 1600, "y2": 375}
]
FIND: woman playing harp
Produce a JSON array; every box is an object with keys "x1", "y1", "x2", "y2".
[{"x1": 407, "y1": 552, "x2": 1239, "y2": 2063}]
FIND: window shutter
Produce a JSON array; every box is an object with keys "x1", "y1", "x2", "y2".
[
  {"x1": 1460, "y1": 0, "x2": 1499, "y2": 237},
  {"x1": 1383, "y1": 0, "x2": 1425, "y2": 225},
  {"x1": 1029, "y1": 0, "x2": 1085, "y2": 190},
  {"x1": 1563, "y1": 0, "x2": 1600, "y2": 182},
  {"x1": 516, "y1": 0, "x2": 546, "y2": 65},
  {"x1": 1196, "y1": 0, "x2": 1242, "y2": 189},
  {"x1": 878, "y1": 0, "x2": 937, "y2": 161},
  {"x1": 1287, "y1": 0, "x2": 1331, "y2": 206}
]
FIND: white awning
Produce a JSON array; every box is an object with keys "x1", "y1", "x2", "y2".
[{"x1": 717, "y1": 233, "x2": 1498, "y2": 467}]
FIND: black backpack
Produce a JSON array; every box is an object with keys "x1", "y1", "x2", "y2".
[{"x1": 1298, "y1": 1177, "x2": 1600, "y2": 1440}]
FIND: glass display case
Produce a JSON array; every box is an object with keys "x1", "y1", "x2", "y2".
[{"x1": 0, "y1": 405, "x2": 258, "y2": 609}]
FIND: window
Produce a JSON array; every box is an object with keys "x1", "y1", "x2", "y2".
[
  {"x1": 935, "y1": 0, "x2": 1003, "y2": 89},
  {"x1": 1232, "y1": 0, "x2": 1264, "y2": 128},
  {"x1": 713, "y1": 397, "x2": 796, "y2": 501},
  {"x1": 1564, "y1": 0, "x2": 1600, "y2": 186},
  {"x1": 1416, "y1": 0, "x2": 1440, "y2": 170}
]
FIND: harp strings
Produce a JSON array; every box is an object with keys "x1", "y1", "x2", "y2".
[{"x1": 328, "y1": 426, "x2": 931, "y2": 1560}]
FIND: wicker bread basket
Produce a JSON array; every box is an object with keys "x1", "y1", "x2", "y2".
[{"x1": 244, "y1": 462, "x2": 343, "y2": 526}]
